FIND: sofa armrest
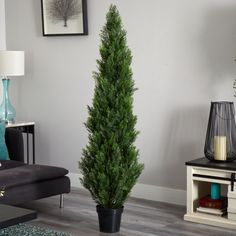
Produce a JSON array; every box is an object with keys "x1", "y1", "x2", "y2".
[{"x1": 5, "y1": 128, "x2": 24, "y2": 163}]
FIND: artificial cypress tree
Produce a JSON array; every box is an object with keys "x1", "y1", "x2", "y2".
[{"x1": 79, "y1": 5, "x2": 144, "y2": 209}]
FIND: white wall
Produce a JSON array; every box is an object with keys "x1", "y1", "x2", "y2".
[
  {"x1": 0, "y1": 0, "x2": 5, "y2": 50},
  {"x1": 4, "y1": 0, "x2": 236, "y2": 196}
]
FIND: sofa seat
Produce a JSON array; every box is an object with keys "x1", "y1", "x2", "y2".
[
  {"x1": 0, "y1": 163, "x2": 69, "y2": 189},
  {"x1": 0, "y1": 160, "x2": 26, "y2": 171},
  {"x1": 0, "y1": 128, "x2": 71, "y2": 206}
]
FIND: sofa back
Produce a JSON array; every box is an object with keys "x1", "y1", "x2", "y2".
[{"x1": 5, "y1": 128, "x2": 24, "y2": 163}]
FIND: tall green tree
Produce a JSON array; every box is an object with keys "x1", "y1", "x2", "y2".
[{"x1": 79, "y1": 5, "x2": 144, "y2": 209}]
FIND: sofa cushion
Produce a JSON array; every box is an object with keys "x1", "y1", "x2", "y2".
[
  {"x1": 0, "y1": 123, "x2": 9, "y2": 160},
  {"x1": 5, "y1": 128, "x2": 24, "y2": 162},
  {"x1": 0, "y1": 164, "x2": 69, "y2": 188},
  {"x1": 0, "y1": 160, "x2": 26, "y2": 170}
]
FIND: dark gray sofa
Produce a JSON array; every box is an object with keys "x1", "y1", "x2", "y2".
[{"x1": 0, "y1": 128, "x2": 70, "y2": 205}]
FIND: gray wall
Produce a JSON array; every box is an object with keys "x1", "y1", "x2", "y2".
[
  {"x1": 0, "y1": 0, "x2": 18, "y2": 114},
  {"x1": 0, "y1": 0, "x2": 5, "y2": 50},
  {"x1": 5, "y1": 0, "x2": 236, "y2": 190},
  {"x1": 0, "y1": 0, "x2": 8, "y2": 107}
]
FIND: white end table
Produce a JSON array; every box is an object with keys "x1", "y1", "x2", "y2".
[{"x1": 184, "y1": 157, "x2": 236, "y2": 229}]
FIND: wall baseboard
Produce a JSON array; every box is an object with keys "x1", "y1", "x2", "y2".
[{"x1": 68, "y1": 172, "x2": 186, "y2": 206}]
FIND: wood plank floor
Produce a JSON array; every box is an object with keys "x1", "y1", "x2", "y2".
[{"x1": 20, "y1": 188, "x2": 236, "y2": 236}]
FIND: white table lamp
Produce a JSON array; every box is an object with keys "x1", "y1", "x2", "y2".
[{"x1": 0, "y1": 51, "x2": 25, "y2": 123}]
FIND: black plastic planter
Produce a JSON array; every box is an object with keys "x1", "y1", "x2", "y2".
[{"x1": 96, "y1": 205, "x2": 123, "y2": 233}]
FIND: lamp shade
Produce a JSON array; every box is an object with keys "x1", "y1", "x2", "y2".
[{"x1": 0, "y1": 51, "x2": 24, "y2": 76}]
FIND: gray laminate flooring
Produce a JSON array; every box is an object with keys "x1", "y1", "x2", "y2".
[{"x1": 21, "y1": 188, "x2": 236, "y2": 236}]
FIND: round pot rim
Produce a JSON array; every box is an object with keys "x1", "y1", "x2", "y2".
[
  {"x1": 211, "y1": 101, "x2": 233, "y2": 104},
  {"x1": 96, "y1": 205, "x2": 124, "y2": 212}
]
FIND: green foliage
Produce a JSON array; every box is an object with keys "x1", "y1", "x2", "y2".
[{"x1": 79, "y1": 5, "x2": 144, "y2": 209}]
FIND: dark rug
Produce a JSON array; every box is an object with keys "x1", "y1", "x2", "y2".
[{"x1": 0, "y1": 224, "x2": 71, "y2": 236}]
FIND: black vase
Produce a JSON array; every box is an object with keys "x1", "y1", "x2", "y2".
[
  {"x1": 204, "y1": 101, "x2": 236, "y2": 162},
  {"x1": 96, "y1": 205, "x2": 123, "y2": 233}
]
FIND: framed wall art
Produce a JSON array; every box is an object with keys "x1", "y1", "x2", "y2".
[{"x1": 41, "y1": 0, "x2": 88, "y2": 36}]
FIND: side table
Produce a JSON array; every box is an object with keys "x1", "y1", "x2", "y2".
[
  {"x1": 184, "y1": 157, "x2": 236, "y2": 229},
  {"x1": 6, "y1": 122, "x2": 35, "y2": 164}
]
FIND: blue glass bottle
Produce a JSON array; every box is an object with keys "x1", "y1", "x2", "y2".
[{"x1": 0, "y1": 79, "x2": 16, "y2": 123}]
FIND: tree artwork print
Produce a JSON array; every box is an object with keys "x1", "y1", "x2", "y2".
[
  {"x1": 41, "y1": 0, "x2": 88, "y2": 36},
  {"x1": 47, "y1": 0, "x2": 82, "y2": 27}
]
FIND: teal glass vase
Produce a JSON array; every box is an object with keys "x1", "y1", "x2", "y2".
[{"x1": 0, "y1": 79, "x2": 16, "y2": 123}]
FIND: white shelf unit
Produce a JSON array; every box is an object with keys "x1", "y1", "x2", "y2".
[{"x1": 184, "y1": 164, "x2": 236, "y2": 229}]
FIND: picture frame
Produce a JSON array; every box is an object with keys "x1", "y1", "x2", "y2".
[{"x1": 41, "y1": 0, "x2": 88, "y2": 36}]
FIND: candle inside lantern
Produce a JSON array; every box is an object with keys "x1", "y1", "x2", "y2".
[{"x1": 214, "y1": 136, "x2": 227, "y2": 161}]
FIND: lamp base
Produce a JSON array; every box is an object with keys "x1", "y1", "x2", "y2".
[
  {"x1": 0, "y1": 78, "x2": 16, "y2": 123},
  {"x1": 4, "y1": 120, "x2": 15, "y2": 125}
]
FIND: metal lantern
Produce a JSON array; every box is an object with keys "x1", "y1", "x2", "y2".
[{"x1": 204, "y1": 101, "x2": 236, "y2": 162}]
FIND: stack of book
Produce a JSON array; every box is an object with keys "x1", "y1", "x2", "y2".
[{"x1": 197, "y1": 195, "x2": 227, "y2": 216}]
